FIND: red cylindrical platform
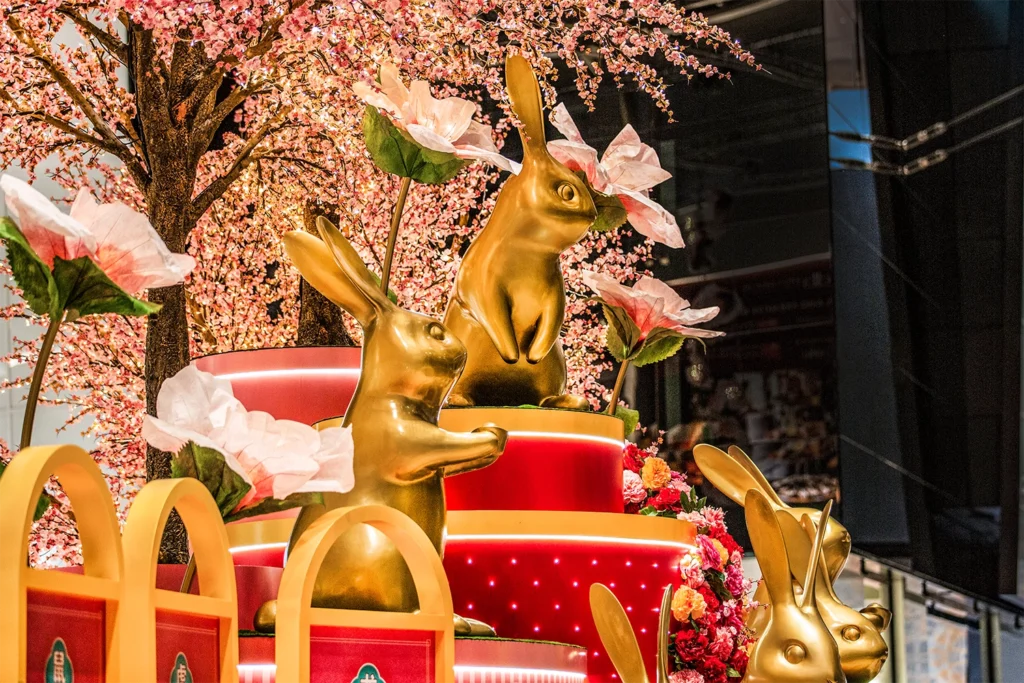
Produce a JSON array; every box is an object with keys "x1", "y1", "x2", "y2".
[
  {"x1": 193, "y1": 347, "x2": 360, "y2": 425},
  {"x1": 439, "y1": 408, "x2": 625, "y2": 513}
]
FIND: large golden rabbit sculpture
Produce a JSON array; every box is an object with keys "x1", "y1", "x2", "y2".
[
  {"x1": 254, "y1": 218, "x2": 507, "y2": 633},
  {"x1": 694, "y1": 444, "x2": 891, "y2": 682},
  {"x1": 444, "y1": 54, "x2": 596, "y2": 408},
  {"x1": 589, "y1": 583, "x2": 673, "y2": 683}
]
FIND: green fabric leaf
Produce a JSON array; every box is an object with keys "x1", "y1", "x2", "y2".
[
  {"x1": 224, "y1": 491, "x2": 325, "y2": 524},
  {"x1": 171, "y1": 442, "x2": 251, "y2": 518},
  {"x1": 576, "y1": 172, "x2": 628, "y2": 233},
  {"x1": 600, "y1": 303, "x2": 641, "y2": 361},
  {"x1": 366, "y1": 270, "x2": 400, "y2": 304},
  {"x1": 639, "y1": 505, "x2": 659, "y2": 516},
  {"x1": 362, "y1": 106, "x2": 470, "y2": 184},
  {"x1": 614, "y1": 405, "x2": 640, "y2": 435},
  {"x1": 631, "y1": 327, "x2": 686, "y2": 367},
  {"x1": 51, "y1": 255, "x2": 161, "y2": 318},
  {"x1": 0, "y1": 217, "x2": 59, "y2": 317}
]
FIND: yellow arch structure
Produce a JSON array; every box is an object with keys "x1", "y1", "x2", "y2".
[
  {"x1": 0, "y1": 444, "x2": 124, "y2": 682},
  {"x1": 119, "y1": 477, "x2": 239, "y2": 683},
  {"x1": 276, "y1": 505, "x2": 455, "y2": 683}
]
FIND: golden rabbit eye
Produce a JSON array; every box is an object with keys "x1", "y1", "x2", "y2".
[
  {"x1": 842, "y1": 625, "x2": 862, "y2": 642},
  {"x1": 427, "y1": 323, "x2": 445, "y2": 341},
  {"x1": 558, "y1": 183, "x2": 576, "y2": 201},
  {"x1": 784, "y1": 643, "x2": 807, "y2": 664}
]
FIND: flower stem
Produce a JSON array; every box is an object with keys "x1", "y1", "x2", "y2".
[
  {"x1": 20, "y1": 310, "x2": 65, "y2": 450},
  {"x1": 606, "y1": 359, "x2": 631, "y2": 415},
  {"x1": 180, "y1": 553, "x2": 197, "y2": 593},
  {"x1": 381, "y1": 176, "x2": 413, "y2": 295}
]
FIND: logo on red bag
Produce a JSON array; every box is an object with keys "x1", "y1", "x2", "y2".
[
  {"x1": 170, "y1": 652, "x2": 193, "y2": 683},
  {"x1": 45, "y1": 638, "x2": 73, "y2": 683},
  {"x1": 352, "y1": 663, "x2": 386, "y2": 683}
]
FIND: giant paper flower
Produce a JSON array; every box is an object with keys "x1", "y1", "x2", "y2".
[
  {"x1": 548, "y1": 104, "x2": 682, "y2": 247},
  {"x1": 355, "y1": 63, "x2": 517, "y2": 180},
  {"x1": 583, "y1": 271, "x2": 723, "y2": 367},
  {"x1": 1, "y1": 176, "x2": 195, "y2": 291},
  {"x1": 143, "y1": 365, "x2": 355, "y2": 520}
]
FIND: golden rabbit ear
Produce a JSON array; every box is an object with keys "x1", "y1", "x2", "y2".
[
  {"x1": 728, "y1": 445, "x2": 786, "y2": 508},
  {"x1": 315, "y1": 216, "x2": 394, "y2": 317},
  {"x1": 861, "y1": 603, "x2": 893, "y2": 631},
  {"x1": 283, "y1": 229, "x2": 377, "y2": 328},
  {"x1": 590, "y1": 583, "x2": 649, "y2": 683},
  {"x1": 505, "y1": 54, "x2": 548, "y2": 157},
  {"x1": 795, "y1": 513, "x2": 841, "y2": 602},
  {"x1": 799, "y1": 500, "x2": 833, "y2": 612},
  {"x1": 694, "y1": 444, "x2": 773, "y2": 509},
  {"x1": 745, "y1": 489, "x2": 796, "y2": 609},
  {"x1": 777, "y1": 512, "x2": 839, "y2": 604},
  {"x1": 656, "y1": 584, "x2": 673, "y2": 683}
]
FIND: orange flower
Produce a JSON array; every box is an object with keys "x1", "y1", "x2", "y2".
[
  {"x1": 671, "y1": 585, "x2": 707, "y2": 621},
  {"x1": 711, "y1": 538, "x2": 730, "y2": 566},
  {"x1": 641, "y1": 457, "x2": 672, "y2": 489}
]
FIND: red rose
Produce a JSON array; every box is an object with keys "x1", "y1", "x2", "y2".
[
  {"x1": 625, "y1": 501, "x2": 642, "y2": 514},
  {"x1": 730, "y1": 647, "x2": 749, "y2": 677},
  {"x1": 700, "y1": 656, "x2": 728, "y2": 683},
  {"x1": 623, "y1": 444, "x2": 645, "y2": 473},
  {"x1": 650, "y1": 487, "x2": 682, "y2": 512},
  {"x1": 698, "y1": 584, "x2": 721, "y2": 613},
  {"x1": 673, "y1": 626, "x2": 709, "y2": 663}
]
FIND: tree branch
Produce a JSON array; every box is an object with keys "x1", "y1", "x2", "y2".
[
  {"x1": 189, "y1": 107, "x2": 292, "y2": 220},
  {"x1": 56, "y1": 7, "x2": 129, "y2": 63},
  {"x1": 6, "y1": 15, "x2": 150, "y2": 189},
  {"x1": 0, "y1": 88, "x2": 109, "y2": 149}
]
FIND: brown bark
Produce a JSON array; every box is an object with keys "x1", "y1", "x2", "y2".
[{"x1": 297, "y1": 201, "x2": 356, "y2": 347}]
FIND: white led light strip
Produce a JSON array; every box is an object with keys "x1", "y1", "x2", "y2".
[
  {"x1": 214, "y1": 368, "x2": 361, "y2": 380},
  {"x1": 229, "y1": 542, "x2": 287, "y2": 555},
  {"x1": 505, "y1": 430, "x2": 624, "y2": 449},
  {"x1": 447, "y1": 533, "x2": 691, "y2": 550},
  {"x1": 238, "y1": 664, "x2": 586, "y2": 681}
]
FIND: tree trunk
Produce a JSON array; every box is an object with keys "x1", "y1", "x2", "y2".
[
  {"x1": 145, "y1": 178, "x2": 197, "y2": 563},
  {"x1": 297, "y1": 200, "x2": 356, "y2": 347}
]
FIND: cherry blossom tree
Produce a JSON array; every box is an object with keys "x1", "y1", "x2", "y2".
[{"x1": 1, "y1": 0, "x2": 753, "y2": 561}]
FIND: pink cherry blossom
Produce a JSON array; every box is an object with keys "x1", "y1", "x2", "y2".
[
  {"x1": 1, "y1": 175, "x2": 194, "y2": 291},
  {"x1": 548, "y1": 104, "x2": 682, "y2": 247},
  {"x1": 354, "y1": 63, "x2": 518, "y2": 173},
  {"x1": 583, "y1": 271, "x2": 723, "y2": 340},
  {"x1": 142, "y1": 365, "x2": 355, "y2": 510}
]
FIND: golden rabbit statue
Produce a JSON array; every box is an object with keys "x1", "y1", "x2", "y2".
[
  {"x1": 694, "y1": 444, "x2": 891, "y2": 681},
  {"x1": 254, "y1": 217, "x2": 506, "y2": 633},
  {"x1": 443, "y1": 54, "x2": 596, "y2": 408},
  {"x1": 744, "y1": 491, "x2": 846, "y2": 683},
  {"x1": 772, "y1": 513, "x2": 890, "y2": 682},
  {"x1": 589, "y1": 583, "x2": 673, "y2": 683}
]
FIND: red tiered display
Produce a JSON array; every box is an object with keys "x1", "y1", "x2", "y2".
[{"x1": 212, "y1": 357, "x2": 696, "y2": 682}]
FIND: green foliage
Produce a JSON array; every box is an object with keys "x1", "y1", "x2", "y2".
[
  {"x1": 0, "y1": 217, "x2": 160, "y2": 321},
  {"x1": 600, "y1": 303, "x2": 641, "y2": 361},
  {"x1": 366, "y1": 270, "x2": 400, "y2": 304},
  {"x1": 614, "y1": 405, "x2": 640, "y2": 435},
  {"x1": 171, "y1": 442, "x2": 252, "y2": 518},
  {"x1": 223, "y1": 491, "x2": 324, "y2": 524},
  {"x1": 680, "y1": 487, "x2": 707, "y2": 514},
  {"x1": 630, "y1": 328, "x2": 685, "y2": 367},
  {"x1": 576, "y1": 172, "x2": 627, "y2": 233},
  {"x1": 363, "y1": 106, "x2": 469, "y2": 184}
]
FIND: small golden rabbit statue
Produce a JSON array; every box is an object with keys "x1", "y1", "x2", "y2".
[
  {"x1": 254, "y1": 218, "x2": 506, "y2": 633},
  {"x1": 444, "y1": 54, "x2": 596, "y2": 408}
]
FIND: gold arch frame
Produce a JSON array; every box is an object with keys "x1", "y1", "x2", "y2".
[
  {"x1": 275, "y1": 504, "x2": 455, "y2": 682},
  {"x1": 0, "y1": 445, "x2": 124, "y2": 682},
  {"x1": 119, "y1": 477, "x2": 239, "y2": 683}
]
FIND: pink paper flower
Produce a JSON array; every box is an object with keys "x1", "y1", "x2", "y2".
[
  {"x1": 669, "y1": 671, "x2": 706, "y2": 683},
  {"x1": 623, "y1": 469, "x2": 646, "y2": 504},
  {"x1": 583, "y1": 271, "x2": 724, "y2": 340},
  {"x1": 142, "y1": 365, "x2": 355, "y2": 510},
  {"x1": 354, "y1": 63, "x2": 517, "y2": 173},
  {"x1": 548, "y1": 104, "x2": 681, "y2": 247},
  {"x1": 1, "y1": 175, "x2": 195, "y2": 291}
]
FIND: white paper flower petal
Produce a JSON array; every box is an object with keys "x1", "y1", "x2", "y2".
[
  {"x1": 353, "y1": 81, "x2": 403, "y2": 118},
  {"x1": 583, "y1": 272, "x2": 721, "y2": 338},
  {"x1": 550, "y1": 103, "x2": 586, "y2": 143},
  {"x1": 617, "y1": 190, "x2": 685, "y2": 249},
  {"x1": 405, "y1": 123, "x2": 460, "y2": 155},
  {"x1": 1, "y1": 175, "x2": 97, "y2": 265},
  {"x1": 72, "y1": 192, "x2": 196, "y2": 291},
  {"x1": 407, "y1": 82, "x2": 476, "y2": 141},
  {"x1": 601, "y1": 126, "x2": 671, "y2": 191}
]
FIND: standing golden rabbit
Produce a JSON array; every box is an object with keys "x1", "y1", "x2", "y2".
[
  {"x1": 444, "y1": 54, "x2": 596, "y2": 408},
  {"x1": 254, "y1": 217, "x2": 506, "y2": 633}
]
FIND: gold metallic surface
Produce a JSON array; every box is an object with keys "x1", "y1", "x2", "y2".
[
  {"x1": 694, "y1": 443, "x2": 890, "y2": 681},
  {"x1": 444, "y1": 55, "x2": 596, "y2": 407},
  {"x1": 438, "y1": 406, "x2": 625, "y2": 441},
  {"x1": 744, "y1": 491, "x2": 846, "y2": 683},
  {"x1": 776, "y1": 513, "x2": 889, "y2": 683},
  {"x1": 693, "y1": 444, "x2": 852, "y2": 580},
  {"x1": 256, "y1": 218, "x2": 506, "y2": 630},
  {"x1": 589, "y1": 583, "x2": 673, "y2": 683}
]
